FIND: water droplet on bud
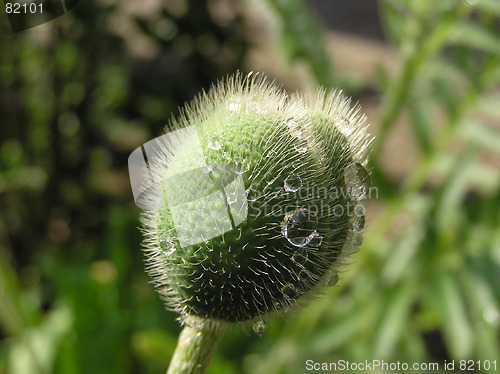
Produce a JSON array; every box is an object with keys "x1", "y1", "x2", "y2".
[
  {"x1": 294, "y1": 141, "x2": 308, "y2": 153},
  {"x1": 235, "y1": 159, "x2": 250, "y2": 174},
  {"x1": 160, "y1": 238, "x2": 176, "y2": 255},
  {"x1": 288, "y1": 123, "x2": 306, "y2": 140},
  {"x1": 309, "y1": 232, "x2": 323, "y2": 247},
  {"x1": 284, "y1": 173, "x2": 302, "y2": 192},
  {"x1": 265, "y1": 149, "x2": 277, "y2": 158},
  {"x1": 266, "y1": 176, "x2": 278, "y2": 185},
  {"x1": 344, "y1": 163, "x2": 370, "y2": 201},
  {"x1": 227, "y1": 98, "x2": 241, "y2": 112},
  {"x1": 326, "y1": 272, "x2": 339, "y2": 286},
  {"x1": 252, "y1": 320, "x2": 267, "y2": 336},
  {"x1": 244, "y1": 189, "x2": 257, "y2": 202},
  {"x1": 208, "y1": 137, "x2": 222, "y2": 150},
  {"x1": 201, "y1": 164, "x2": 213, "y2": 174},
  {"x1": 226, "y1": 191, "x2": 238, "y2": 205},
  {"x1": 339, "y1": 117, "x2": 350, "y2": 127},
  {"x1": 350, "y1": 211, "x2": 365, "y2": 232},
  {"x1": 282, "y1": 209, "x2": 319, "y2": 247},
  {"x1": 346, "y1": 231, "x2": 363, "y2": 249},
  {"x1": 282, "y1": 284, "x2": 296, "y2": 298}
]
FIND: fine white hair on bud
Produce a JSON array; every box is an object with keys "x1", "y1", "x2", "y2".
[{"x1": 137, "y1": 72, "x2": 372, "y2": 324}]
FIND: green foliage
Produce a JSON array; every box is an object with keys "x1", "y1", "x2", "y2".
[
  {"x1": 260, "y1": 0, "x2": 335, "y2": 87},
  {"x1": 1, "y1": 0, "x2": 499, "y2": 373}
]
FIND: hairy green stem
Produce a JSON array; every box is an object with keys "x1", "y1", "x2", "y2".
[{"x1": 167, "y1": 319, "x2": 226, "y2": 374}]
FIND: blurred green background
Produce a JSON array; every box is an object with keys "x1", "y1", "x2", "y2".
[{"x1": 1, "y1": 0, "x2": 499, "y2": 373}]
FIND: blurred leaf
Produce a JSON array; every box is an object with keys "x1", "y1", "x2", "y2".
[
  {"x1": 374, "y1": 63, "x2": 391, "y2": 92},
  {"x1": 408, "y1": 86, "x2": 433, "y2": 153},
  {"x1": 475, "y1": 0, "x2": 500, "y2": 17},
  {"x1": 459, "y1": 121, "x2": 500, "y2": 154},
  {"x1": 434, "y1": 150, "x2": 474, "y2": 239},
  {"x1": 378, "y1": 0, "x2": 409, "y2": 46},
  {"x1": 381, "y1": 221, "x2": 424, "y2": 284},
  {"x1": 371, "y1": 279, "x2": 418, "y2": 359},
  {"x1": 8, "y1": 304, "x2": 72, "y2": 374},
  {"x1": 92, "y1": 65, "x2": 130, "y2": 113},
  {"x1": 433, "y1": 153, "x2": 499, "y2": 194},
  {"x1": 262, "y1": 0, "x2": 334, "y2": 87},
  {"x1": 432, "y1": 269, "x2": 473, "y2": 359},
  {"x1": 131, "y1": 329, "x2": 176, "y2": 366},
  {"x1": 309, "y1": 302, "x2": 374, "y2": 355},
  {"x1": 449, "y1": 22, "x2": 500, "y2": 56},
  {"x1": 460, "y1": 260, "x2": 500, "y2": 361},
  {"x1": 433, "y1": 75, "x2": 462, "y2": 120},
  {"x1": 476, "y1": 93, "x2": 500, "y2": 117},
  {"x1": 0, "y1": 252, "x2": 25, "y2": 337}
]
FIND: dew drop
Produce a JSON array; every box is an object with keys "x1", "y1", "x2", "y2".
[
  {"x1": 483, "y1": 307, "x2": 499, "y2": 326},
  {"x1": 294, "y1": 141, "x2": 308, "y2": 153},
  {"x1": 281, "y1": 284, "x2": 296, "y2": 298},
  {"x1": 227, "y1": 99, "x2": 241, "y2": 112},
  {"x1": 160, "y1": 238, "x2": 176, "y2": 255},
  {"x1": 208, "y1": 137, "x2": 222, "y2": 150},
  {"x1": 344, "y1": 162, "x2": 371, "y2": 201},
  {"x1": 350, "y1": 212, "x2": 365, "y2": 232},
  {"x1": 292, "y1": 159, "x2": 303, "y2": 169},
  {"x1": 235, "y1": 159, "x2": 250, "y2": 174},
  {"x1": 252, "y1": 320, "x2": 267, "y2": 336},
  {"x1": 248, "y1": 99, "x2": 266, "y2": 113},
  {"x1": 282, "y1": 209, "x2": 319, "y2": 247},
  {"x1": 284, "y1": 173, "x2": 302, "y2": 192},
  {"x1": 226, "y1": 191, "x2": 238, "y2": 205},
  {"x1": 201, "y1": 165, "x2": 213, "y2": 174},
  {"x1": 298, "y1": 270, "x2": 310, "y2": 282},
  {"x1": 265, "y1": 149, "x2": 277, "y2": 158},
  {"x1": 326, "y1": 272, "x2": 339, "y2": 286},
  {"x1": 309, "y1": 232, "x2": 323, "y2": 248},
  {"x1": 289, "y1": 125, "x2": 306, "y2": 140},
  {"x1": 243, "y1": 189, "x2": 257, "y2": 202},
  {"x1": 266, "y1": 175, "x2": 278, "y2": 185},
  {"x1": 286, "y1": 119, "x2": 306, "y2": 140},
  {"x1": 346, "y1": 231, "x2": 363, "y2": 249},
  {"x1": 339, "y1": 117, "x2": 350, "y2": 127}
]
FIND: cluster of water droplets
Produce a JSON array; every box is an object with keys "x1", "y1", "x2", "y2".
[
  {"x1": 286, "y1": 119, "x2": 309, "y2": 154},
  {"x1": 350, "y1": 204, "x2": 365, "y2": 232},
  {"x1": 344, "y1": 162, "x2": 370, "y2": 201},
  {"x1": 199, "y1": 134, "x2": 259, "y2": 211},
  {"x1": 343, "y1": 162, "x2": 370, "y2": 251}
]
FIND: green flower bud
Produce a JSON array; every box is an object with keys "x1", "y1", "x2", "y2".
[{"x1": 139, "y1": 72, "x2": 371, "y2": 324}]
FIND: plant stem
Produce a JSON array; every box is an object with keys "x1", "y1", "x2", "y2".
[{"x1": 167, "y1": 318, "x2": 226, "y2": 374}]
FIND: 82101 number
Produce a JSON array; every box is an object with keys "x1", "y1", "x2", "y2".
[{"x1": 6, "y1": 1, "x2": 43, "y2": 14}]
